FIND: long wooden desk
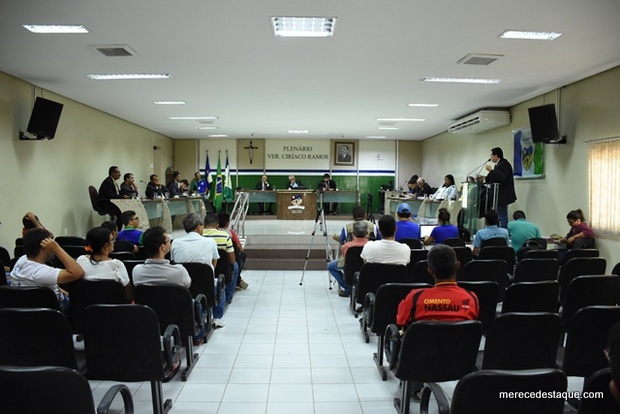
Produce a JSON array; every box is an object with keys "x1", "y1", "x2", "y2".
[{"x1": 111, "y1": 196, "x2": 206, "y2": 232}]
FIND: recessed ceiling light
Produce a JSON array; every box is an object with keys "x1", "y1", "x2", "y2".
[
  {"x1": 366, "y1": 136, "x2": 387, "y2": 139},
  {"x1": 407, "y1": 103, "x2": 439, "y2": 107},
  {"x1": 272, "y1": 17, "x2": 336, "y2": 38},
  {"x1": 87, "y1": 73, "x2": 171, "y2": 80},
  {"x1": 376, "y1": 118, "x2": 425, "y2": 122},
  {"x1": 208, "y1": 134, "x2": 228, "y2": 138},
  {"x1": 378, "y1": 127, "x2": 399, "y2": 130},
  {"x1": 196, "y1": 126, "x2": 218, "y2": 130},
  {"x1": 499, "y1": 30, "x2": 563, "y2": 40},
  {"x1": 153, "y1": 101, "x2": 185, "y2": 105},
  {"x1": 288, "y1": 129, "x2": 309, "y2": 134},
  {"x1": 22, "y1": 24, "x2": 89, "y2": 33},
  {"x1": 167, "y1": 116, "x2": 218, "y2": 120},
  {"x1": 420, "y1": 77, "x2": 501, "y2": 84}
]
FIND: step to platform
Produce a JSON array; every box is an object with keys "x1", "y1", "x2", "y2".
[{"x1": 243, "y1": 235, "x2": 338, "y2": 270}]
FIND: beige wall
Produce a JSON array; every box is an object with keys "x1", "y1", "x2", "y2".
[
  {"x1": 397, "y1": 140, "x2": 423, "y2": 189},
  {"x1": 422, "y1": 65, "x2": 620, "y2": 271},
  {"x1": 0, "y1": 72, "x2": 173, "y2": 250}
]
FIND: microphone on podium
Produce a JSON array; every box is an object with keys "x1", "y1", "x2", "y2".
[{"x1": 466, "y1": 159, "x2": 491, "y2": 182}]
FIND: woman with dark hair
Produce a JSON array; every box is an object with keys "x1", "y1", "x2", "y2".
[
  {"x1": 76, "y1": 227, "x2": 131, "y2": 292},
  {"x1": 406, "y1": 175, "x2": 419, "y2": 194},
  {"x1": 430, "y1": 174, "x2": 457, "y2": 200},
  {"x1": 424, "y1": 208, "x2": 459, "y2": 245},
  {"x1": 559, "y1": 208, "x2": 595, "y2": 248}
]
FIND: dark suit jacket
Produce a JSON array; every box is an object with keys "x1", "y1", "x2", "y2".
[
  {"x1": 337, "y1": 154, "x2": 352, "y2": 163},
  {"x1": 485, "y1": 158, "x2": 517, "y2": 206},
  {"x1": 255, "y1": 181, "x2": 272, "y2": 191},
  {"x1": 120, "y1": 183, "x2": 138, "y2": 198},
  {"x1": 287, "y1": 180, "x2": 305, "y2": 189},
  {"x1": 167, "y1": 180, "x2": 183, "y2": 197},
  {"x1": 98, "y1": 176, "x2": 121, "y2": 200},
  {"x1": 146, "y1": 182, "x2": 166, "y2": 199},
  {"x1": 318, "y1": 179, "x2": 336, "y2": 191}
]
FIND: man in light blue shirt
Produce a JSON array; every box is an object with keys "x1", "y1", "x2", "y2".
[{"x1": 473, "y1": 210, "x2": 509, "y2": 256}]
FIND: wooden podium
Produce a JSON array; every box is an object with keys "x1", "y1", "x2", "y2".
[{"x1": 276, "y1": 190, "x2": 318, "y2": 220}]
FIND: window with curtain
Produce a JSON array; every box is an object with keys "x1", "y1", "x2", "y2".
[{"x1": 588, "y1": 138, "x2": 620, "y2": 236}]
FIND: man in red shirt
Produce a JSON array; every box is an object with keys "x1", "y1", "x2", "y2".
[
  {"x1": 397, "y1": 243, "x2": 479, "y2": 328},
  {"x1": 327, "y1": 221, "x2": 369, "y2": 297}
]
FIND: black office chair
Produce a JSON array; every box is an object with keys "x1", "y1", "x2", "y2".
[
  {"x1": 560, "y1": 248, "x2": 599, "y2": 267},
  {"x1": 480, "y1": 237, "x2": 508, "y2": 248},
  {"x1": 560, "y1": 275, "x2": 620, "y2": 332},
  {"x1": 134, "y1": 284, "x2": 206, "y2": 381},
  {"x1": 501, "y1": 281, "x2": 560, "y2": 314},
  {"x1": 398, "y1": 238, "x2": 422, "y2": 249},
  {"x1": 0, "y1": 365, "x2": 134, "y2": 414},
  {"x1": 109, "y1": 251, "x2": 137, "y2": 261},
  {"x1": 452, "y1": 246, "x2": 473, "y2": 280},
  {"x1": 457, "y1": 280, "x2": 498, "y2": 333},
  {"x1": 522, "y1": 249, "x2": 559, "y2": 260},
  {"x1": 0, "y1": 308, "x2": 80, "y2": 370},
  {"x1": 214, "y1": 248, "x2": 233, "y2": 289},
  {"x1": 613, "y1": 262, "x2": 620, "y2": 277},
  {"x1": 63, "y1": 279, "x2": 131, "y2": 334},
  {"x1": 386, "y1": 320, "x2": 482, "y2": 414},
  {"x1": 54, "y1": 236, "x2": 87, "y2": 246},
  {"x1": 450, "y1": 369, "x2": 567, "y2": 414},
  {"x1": 512, "y1": 258, "x2": 559, "y2": 283},
  {"x1": 558, "y1": 257, "x2": 607, "y2": 305},
  {"x1": 410, "y1": 260, "x2": 434, "y2": 285},
  {"x1": 350, "y1": 263, "x2": 408, "y2": 317},
  {"x1": 360, "y1": 282, "x2": 431, "y2": 380},
  {"x1": 83, "y1": 304, "x2": 181, "y2": 414},
  {"x1": 406, "y1": 249, "x2": 429, "y2": 281},
  {"x1": 572, "y1": 237, "x2": 596, "y2": 249},
  {"x1": 441, "y1": 237, "x2": 466, "y2": 247},
  {"x1": 343, "y1": 246, "x2": 364, "y2": 289},
  {"x1": 122, "y1": 259, "x2": 145, "y2": 284},
  {"x1": 480, "y1": 312, "x2": 561, "y2": 370},
  {"x1": 478, "y1": 246, "x2": 515, "y2": 276},
  {"x1": 0, "y1": 245, "x2": 11, "y2": 267},
  {"x1": 460, "y1": 259, "x2": 509, "y2": 302},
  {"x1": 88, "y1": 185, "x2": 113, "y2": 218},
  {"x1": 181, "y1": 262, "x2": 225, "y2": 339},
  {"x1": 0, "y1": 285, "x2": 60, "y2": 310}
]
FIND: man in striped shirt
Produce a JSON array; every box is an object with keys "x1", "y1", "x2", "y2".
[{"x1": 203, "y1": 213, "x2": 239, "y2": 305}]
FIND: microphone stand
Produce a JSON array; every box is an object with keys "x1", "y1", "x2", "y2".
[{"x1": 466, "y1": 159, "x2": 491, "y2": 182}]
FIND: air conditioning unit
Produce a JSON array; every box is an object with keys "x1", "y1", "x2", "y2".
[{"x1": 448, "y1": 110, "x2": 511, "y2": 134}]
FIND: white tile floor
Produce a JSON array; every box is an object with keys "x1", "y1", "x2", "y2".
[{"x1": 88, "y1": 220, "x2": 584, "y2": 413}]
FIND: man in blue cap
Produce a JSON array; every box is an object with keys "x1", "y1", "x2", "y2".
[{"x1": 395, "y1": 203, "x2": 420, "y2": 241}]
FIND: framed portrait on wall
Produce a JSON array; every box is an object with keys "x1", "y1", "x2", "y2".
[{"x1": 334, "y1": 141, "x2": 355, "y2": 167}]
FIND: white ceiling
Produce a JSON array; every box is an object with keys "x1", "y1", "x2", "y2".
[{"x1": 1, "y1": 0, "x2": 619, "y2": 141}]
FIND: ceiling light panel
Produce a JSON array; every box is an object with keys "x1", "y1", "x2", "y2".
[
  {"x1": 420, "y1": 77, "x2": 501, "y2": 84},
  {"x1": 407, "y1": 103, "x2": 439, "y2": 107},
  {"x1": 22, "y1": 24, "x2": 89, "y2": 33},
  {"x1": 499, "y1": 30, "x2": 563, "y2": 40},
  {"x1": 167, "y1": 116, "x2": 218, "y2": 120},
  {"x1": 87, "y1": 73, "x2": 171, "y2": 80},
  {"x1": 153, "y1": 101, "x2": 185, "y2": 105},
  {"x1": 272, "y1": 17, "x2": 336, "y2": 38},
  {"x1": 288, "y1": 130, "x2": 309, "y2": 134},
  {"x1": 376, "y1": 118, "x2": 425, "y2": 122}
]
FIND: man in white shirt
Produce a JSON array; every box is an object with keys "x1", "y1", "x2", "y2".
[
  {"x1": 361, "y1": 215, "x2": 411, "y2": 266},
  {"x1": 171, "y1": 213, "x2": 219, "y2": 269}
]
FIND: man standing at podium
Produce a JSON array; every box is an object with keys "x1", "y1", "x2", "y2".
[{"x1": 484, "y1": 147, "x2": 516, "y2": 229}]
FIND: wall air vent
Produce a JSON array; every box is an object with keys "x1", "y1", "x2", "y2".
[{"x1": 448, "y1": 110, "x2": 511, "y2": 134}]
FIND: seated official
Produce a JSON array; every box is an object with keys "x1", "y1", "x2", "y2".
[
  {"x1": 318, "y1": 173, "x2": 338, "y2": 214},
  {"x1": 405, "y1": 175, "x2": 419, "y2": 194},
  {"x1": 98, "y1": 166, "x2": 124, "y2": 227},
  {"x1": 255, "y1": 175, "x2": 273, "y2": 214},
  {"x1": 472, "y1": 210, "x2": 509, "y2": 256},
  {"x1": 424, "y1": 208, "x2": 459, "y2": 245},
  {"x1": 77, "y1": 227, "x2": 132, "y2": 297},
  {"x1": 327, "y1": 221, "x2": 369, "y2": 297},
  {"x1": 412, "y1": 177, "x2": 433, "y2": 198},
  {"x1": 145, "y1": 174, "x2": 167, "y2": 199},
  {"x1": 394, "y1": 203, "x2": 421, "y2": 241},
  {"x1": 119, "y1": 172, "x2": 139, "y2": 198},
  {"x1": 361, "y1": 215, "x2": 410, "y2": 266},
  {"x1": 430, "y1": 174, "x2": 457, "y2": 201},
  {"x1": 10, "y1": 228, "x2": 85, "y2": 313},
  {"x1": 287, "y1": 175, "x2": 305, "y2": 189},
  {"x1": 117, "y1": 210, "x2": 144, "y2": 246},
  {"x1": 167, "y1": 172, "x2": 186, "y2": 197}
]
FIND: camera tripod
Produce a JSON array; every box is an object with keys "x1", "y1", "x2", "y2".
[
  {"x1": 366, "y1": 193, "x2": 375, "y2": 223},
  {"x1": 299, "y1": 191, "x2": 334, "y2": 287}
]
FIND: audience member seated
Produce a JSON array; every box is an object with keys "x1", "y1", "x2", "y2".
[
  {"x1": 10, "y1": 228, "x2": 85, "y2": 313},
  {"x1": 77, "y1": 227, "x2": 131, "y2": 295},
  {"x1": 424, "y1": 208, "x2": 459, "y2": 245},
  {"x1": 145, "y1": 174, "x2": 167, "y2": 199},
  {"x1": 287, "y1": 175, "x2": 304, "y2": 189},
  {"x1": 333, "y1": 206, "x2": 379, "y2": 244},
  {"x1": 558, "y1": 208, "x2": 596, "y2": 249},
  {"x1": 394, "y1": 203, "x2": 421, "y2": 241},
  {"x1": 472, "y1": 210, "x2": 510, "y2": 256},
  {"x1": 607, "y1": 321, "x2": 620, "y2": 404},
  {"x1": 396, "y1": 244, "x2": 480, "y2": 399},
  {"x1": 361, "y1": 215, "x2": 411, "y2": 266},
  {"x1": 430, "y1": 174, "x2": 458, "y2": 201},
  {"x1": 21, "y1": 212, "x2": 52, "y2": 238},
  {"x1": 327, "y1": 221, "x2": 369, "y2": 297},
  {"x1": 218, "y1": 212, "x2": 249, "y2": 291},
  {"x1": 100, "y1": 221, "x2": 138, "y2": 254},
  {"x1": 133, "y1": 226, "x2": 209, "y2": 340},
  {"x1": 117, "y1": 210, "x2": 144, "y2": 246},
  {"x1": 119, "y1": 172, "x2": 139, "y2": 198},
  {"x1": 171, "y1": 213, "x2": 225, "y2": 328},
  {"x1": 508, "y1": 210, "x2": 542, "y2": 257},
  {"x1": 203, "y1": 213, "x2": 239, "y2": 305},
  {"x1": 412, "y1": 177, "x2": 433, "y2": 198}
]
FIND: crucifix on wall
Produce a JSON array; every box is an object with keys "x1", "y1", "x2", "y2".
[
  {"x1": 237, "y1": 138, "x2": 265, "y2": 170},
  {"x1": 244, "y1": 140, "x2": 259, "y2": 164}
]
